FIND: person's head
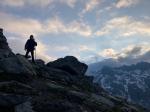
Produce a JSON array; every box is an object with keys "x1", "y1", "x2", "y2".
[{"x1": 30, "y1": 35, "x2": 34, "y2": 40}]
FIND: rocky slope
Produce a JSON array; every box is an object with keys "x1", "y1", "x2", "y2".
[{"x1": 0, "y1": 29, "x2": 147, "y2": 112}]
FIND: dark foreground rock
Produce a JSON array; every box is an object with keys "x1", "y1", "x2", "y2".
[{"x1": 0, "y1": 29, "x2": 148, "y2": 112}]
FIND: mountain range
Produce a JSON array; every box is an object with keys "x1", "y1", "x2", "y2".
[{"x1": 87, "y1": 59, "x2": 150, "y2": 109}]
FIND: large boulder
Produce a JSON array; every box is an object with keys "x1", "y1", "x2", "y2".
[{"x1": 47, "y1": 56, "x2": 88, "y2": 76}]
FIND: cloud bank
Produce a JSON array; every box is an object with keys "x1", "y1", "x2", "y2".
[
  {"x1": 95, "y1": 16, "x2": 150, "y2": 37},
  {"x1": 115, "y1": 0, "x2": 139, "y2": 8}
]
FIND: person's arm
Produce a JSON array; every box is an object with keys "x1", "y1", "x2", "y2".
[
  {"x1": 34, "y1": 41, "x2": 37, "y2": 46},
  {"x1": 24, "y1": 40, "x2": 28, "y2": 50}
]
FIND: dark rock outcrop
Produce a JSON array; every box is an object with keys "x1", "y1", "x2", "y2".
[
  {"x1": 0, "y1": 29, "x2": 147, "y2": 112},
  {"x1": 0, "y1": 28, "x2": 14, "y2": 59},
  {"x1": 47, "y1": 56, "x2": 88, "y2": 76}
]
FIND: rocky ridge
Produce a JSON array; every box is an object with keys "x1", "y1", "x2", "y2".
[{"x1": 0, "y1": 29, "x2": 147, "y2": 112}]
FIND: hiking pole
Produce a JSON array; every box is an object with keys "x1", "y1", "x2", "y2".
[{"x1": 35, "y1": 48, "x2": 36, "y2": 61}]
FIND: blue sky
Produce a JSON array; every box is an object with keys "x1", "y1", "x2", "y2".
[{"x1": 0, "y1": 0, "x2": 150, "y2": 63}]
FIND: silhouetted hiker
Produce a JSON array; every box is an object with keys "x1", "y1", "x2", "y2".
[{"x1": 25, "y1": 35, "x2": 37, "y2": 63}]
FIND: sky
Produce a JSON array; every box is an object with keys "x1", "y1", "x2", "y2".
[{"x1": 0, "y1": 0, "x2": 150, "y2": 64}]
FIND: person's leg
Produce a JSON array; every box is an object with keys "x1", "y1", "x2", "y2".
[
  {"x1": 25, "y1": 50, "x2": 29, "y2": 58},
  {"x1": 31, "y1": 50, "x2": 35, "y2": 62}
]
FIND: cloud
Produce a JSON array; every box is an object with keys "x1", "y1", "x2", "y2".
[
  {"x1": 121, "y1": 45, "x2": 142, "y2": 57},
  {"x1": 118, "y1": 44, "x2": 150, "y2": 58},
  {"x1": 98, "y1": 44, "x2": 150, "y2": 65},
  {"x1": 60, "y1": 0, "x2": 77, "y2": 8},
  {"x1": 46, "y1": 17, "x2": 92, "y2": 37},
  {"x1": 8, "y1": 37, "x2": 26, "y2": 54},
  {"x1": 81, "y1": 0, "x2": 101, "y2": 15},
  {"x1": 95, "y1": 16, "x2": 150, "y2": 37},
  {"x1": 0, "y1": 0, "x2": 24, "y2": 7},
  {"x1": 99, "y1": 48, "x2": 118, "y2": 58},
  {"x1": 68, "y1": 20, "x2": 92, "y2": 36},
  {"x1": 36, "y1": 41, "x2": 56, "y2": 62},
  {"x1": 85, "y1": 43, "x2": 150, "y2": 64},
  {"x1": 26, "y1": 0, "x2": 53, "y2": 7},
  {"x1": 119, "y1": 44, "x2": 150, "y2": 58},
  {"x1": 0, "y1": 12, "x2": 92, "y2": 37},
  {"x1": 49, "y1": 46, "x2": 70, "y2": 52},
  {"x1": 78, "y1": 45, "x2": 94, "y2": 52},
  {"x1": 0, "y1": 0, "x2": 53, "y2": 7},
  {"x1": 115, "y1": 0, "x2": 139, "y2": 8},
  {"x1": 0, "y1": 0, "x2": 77, "y2": 8},
  {"x1": 0, "y1": 12, "x2": 44, "y2": 37},
  {"x1": 85, "y1": 0, "x2": 100, "y2": 12},
  {"x1": 112, "y1": 45, "x2": 146, "y2": 63}
]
